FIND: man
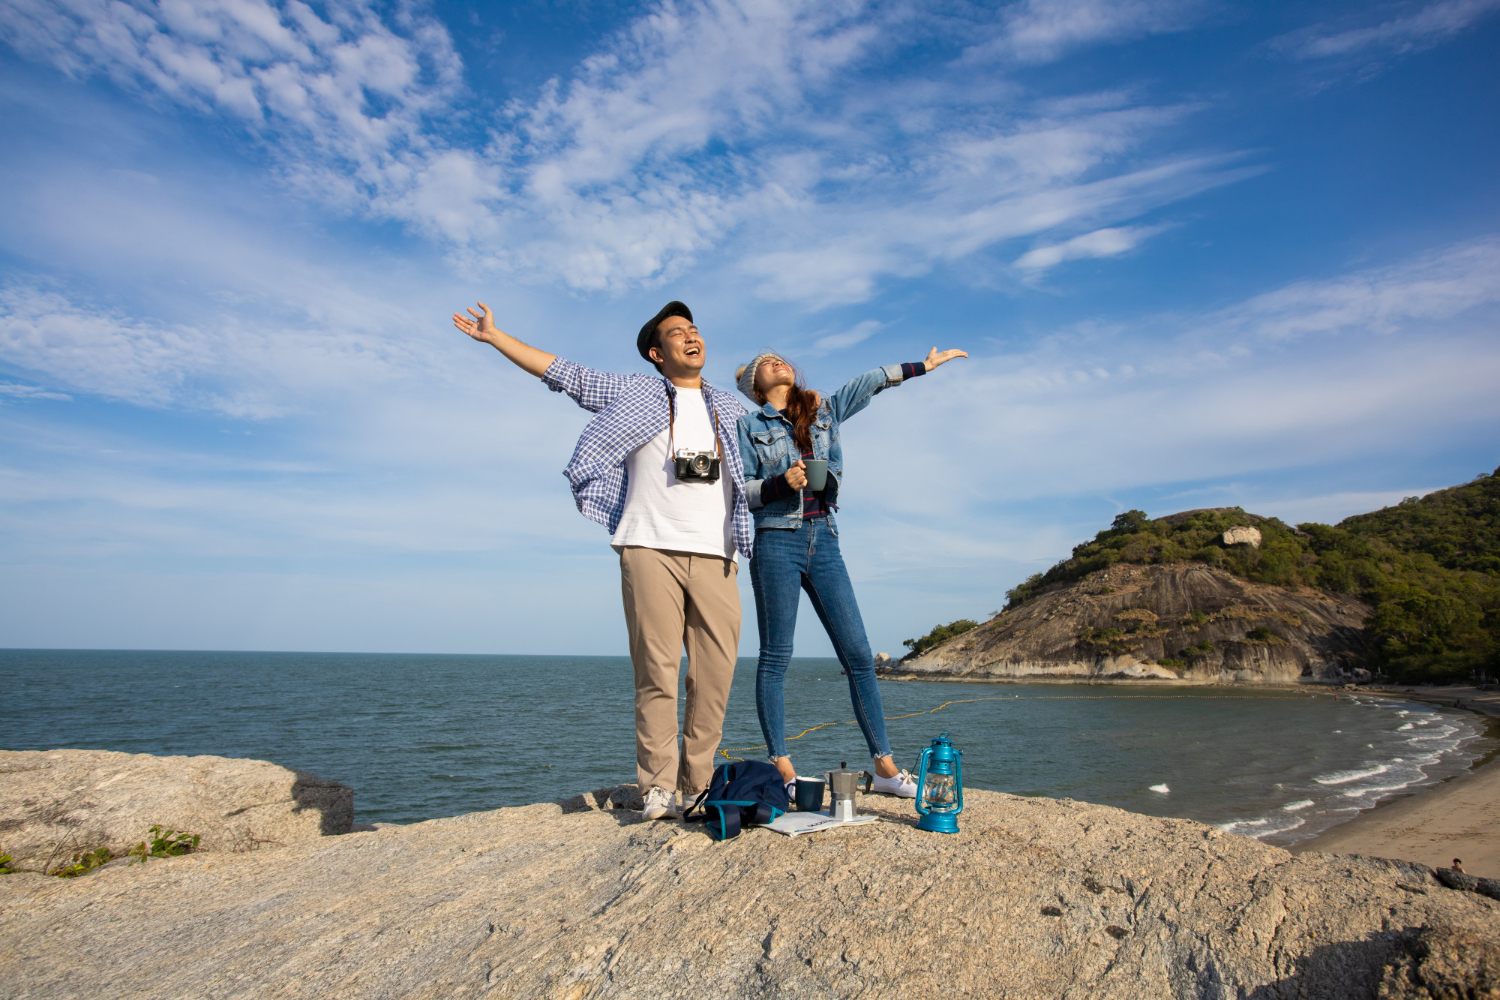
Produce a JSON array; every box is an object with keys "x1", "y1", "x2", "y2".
[{"x1": 452, "y1": 300, "x2": 750, "y2": 820}]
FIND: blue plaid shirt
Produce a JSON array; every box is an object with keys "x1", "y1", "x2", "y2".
[{"x1": 542, "y1": 357, "x2": 753, "y2": 558}]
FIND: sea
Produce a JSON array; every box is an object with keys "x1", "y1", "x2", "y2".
[{"x1": 3, "y1": 650, "x2": 1494, "y2": 846}]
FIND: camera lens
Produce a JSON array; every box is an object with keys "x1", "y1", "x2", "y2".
[{"x1": 691, "y1": 454, "x2": 710, "y2": 474}]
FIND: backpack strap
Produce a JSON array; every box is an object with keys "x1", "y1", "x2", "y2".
[
  {"x1": 682, "y1": 788, "x2": 708, "y2": 822},
  {"x1": 751, "y1": 802, "x2": 784, "y2": 826},
  {"x1": 707, "y1": 804, "x2": 741, "y2": 841}
]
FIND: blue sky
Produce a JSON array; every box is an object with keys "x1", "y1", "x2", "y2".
[{"x1": 1, "y1": 0, "x2": 1497, "y2": 656}]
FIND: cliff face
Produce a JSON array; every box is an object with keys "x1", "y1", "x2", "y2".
[{"x1": 893, "y1": 562, "x2": 1370, "y2": 683}]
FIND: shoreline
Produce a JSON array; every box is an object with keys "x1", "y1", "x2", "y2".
[
  {"x1": 880, "y1": 670, "x2": 1500, "y2": 875},
  {"x1": 1291, "y1": 685, "x2": 1500, "y2": 878}
]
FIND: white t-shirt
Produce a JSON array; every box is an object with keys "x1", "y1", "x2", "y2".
[{"x1": 611, "y1": 387, "x2": 736, "y2": 560}]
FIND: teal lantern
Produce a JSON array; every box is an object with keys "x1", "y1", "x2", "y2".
[{"x1": 914, "y1": 732, "x2": 964, "y2": 834}]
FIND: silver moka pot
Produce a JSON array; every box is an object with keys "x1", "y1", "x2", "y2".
[{"x1": 824, "y1": 762, "x2": 870, "y2": 822}]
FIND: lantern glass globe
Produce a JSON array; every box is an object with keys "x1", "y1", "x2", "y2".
[{"x1": 922, "y1": 772, "x2": 957, "y2": 811}]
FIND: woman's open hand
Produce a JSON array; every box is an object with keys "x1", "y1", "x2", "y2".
[
  {"x1": 924, "y1": 347, "x2": 968, "y2": 369},
  {"x1": 784, "y1": 460, "x2": 808, "y2": 490}
]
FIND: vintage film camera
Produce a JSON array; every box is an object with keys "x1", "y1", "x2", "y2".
[
  {"x1": 674, "y1": 449, "x2": 721, "y2": 483},
  {"x1": 667, "y1": 382, "x2": 723, "y2": 484}
]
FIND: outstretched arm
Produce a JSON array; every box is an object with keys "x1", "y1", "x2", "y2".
[
  {"x1": 827, "y1": 347, "x2": 968, "y2": 422},
  {"x1": 452, "y1": 302, "x2": 556, "y2": 378}
]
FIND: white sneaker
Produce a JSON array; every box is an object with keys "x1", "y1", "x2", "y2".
[
  {"x1": 641, "y1": 786, "x2": 679, "y2": 820},
  {"x1": 870, "y1": 769, "x2": 918, "y2": 799}
]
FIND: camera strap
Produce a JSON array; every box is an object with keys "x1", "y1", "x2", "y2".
[{"x1": 666, "y1": 381, "x2": 723, "y2": 459}]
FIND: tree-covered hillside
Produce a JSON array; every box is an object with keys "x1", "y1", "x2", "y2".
[{"x1": 983, "y1": 465, "x2": 1500, "y2": 683}]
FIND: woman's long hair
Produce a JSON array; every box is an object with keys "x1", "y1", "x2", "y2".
[{"x1": 756, "y1": 361, "x2": 819, "y2": 453}]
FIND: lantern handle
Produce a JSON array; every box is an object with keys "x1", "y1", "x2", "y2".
[
  {"x1": 953, "y1": 746, "x2": 964, "y2": 814},
  {"x1": 913, "y1": 745, "x2": 932, "y2": 817}
]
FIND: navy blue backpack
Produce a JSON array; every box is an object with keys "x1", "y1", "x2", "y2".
[{"x1": 683, "y1": 760, "x2": 789, "y2": 841}]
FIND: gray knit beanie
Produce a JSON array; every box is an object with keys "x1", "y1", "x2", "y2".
[{"x1": 735, "y1": 351, "x2": 788, "y2": 401}]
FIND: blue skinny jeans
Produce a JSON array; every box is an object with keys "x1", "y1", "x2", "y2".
[{"x1": 750, "y1": 519, "x2": 893, "y2": 763}]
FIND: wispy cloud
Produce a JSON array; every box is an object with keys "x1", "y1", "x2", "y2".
[
  {"x1": 811, "y1": 319, "x2": 881, "y2": 354},
  {"x1": 0, "y1": 382, "x2": 70, "y2": 402},
  {"x1": 1014, "y1": 223, "x2": 1167, "y2": 271},
  {"x1": 1271, "y1": 0, "x2": 1500, "y2": 63},
  {"x1": 966, "y1": 0, "x2": 1206, "y2": 65},
  {"x1": 1216, "y1": 237, "x2": 1500, "y2": 340},
  {"x1": 849, "y1": 235, "x2": 1500, "y2": 507}
]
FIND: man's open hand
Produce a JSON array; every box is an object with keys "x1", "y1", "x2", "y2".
[
  {"x1": 453, "y1": 302, "x2": 499, "y2": 343},
  {"x1": 450, "y1": 301, "x2": 557, "y2": 377}
]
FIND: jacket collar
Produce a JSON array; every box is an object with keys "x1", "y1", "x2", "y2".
[{"x1": 757, "y1": 399, "x2": 788, "y2": 420}]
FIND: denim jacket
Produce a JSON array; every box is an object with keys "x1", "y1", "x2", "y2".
[{"x1": 736, "y1": 365, "x2": 911, "y2": 531}]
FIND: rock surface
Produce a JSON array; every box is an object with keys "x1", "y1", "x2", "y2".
[
  {"x1": 0, "y1": 749, "x2": 352, "y2": 870},
  {"x1": 1377, "y1": 925, "x2": 1500, "y2": 999},
  {"x1": 4, "y1": 781, "x2": 1497, "y2": 999},
  {"x1": 892, "y1": 562, "x2": 1370, "y2": 683},
  {"x1": 1222, "y1": 526, "x2": 1263, "y2": 548}
]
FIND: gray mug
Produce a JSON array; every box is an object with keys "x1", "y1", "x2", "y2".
[{"x1": 802, "y1": 459, "x2": 828, "y2": 492}]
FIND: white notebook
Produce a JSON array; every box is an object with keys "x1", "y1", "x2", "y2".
[{"x1": 765, "y1": 810, "x2": 880, "y2": 837}]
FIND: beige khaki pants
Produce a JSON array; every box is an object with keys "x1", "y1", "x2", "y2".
[{"x1": 619, "y1": 547, "x2": 741, "y2": 796}]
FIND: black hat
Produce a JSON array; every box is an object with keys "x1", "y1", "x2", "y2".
[{"x1": 637, "y1": 301, "x2": 693, "y2": 362}]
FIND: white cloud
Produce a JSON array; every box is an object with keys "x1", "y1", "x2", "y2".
[
  {"x1": 0, "y1": 0, "x2": 502, "y2": 241},
  {"x1": 811, "y1": 319, "x2": 881, "y2": 353},
  {"x1": 845, "y1": 236, "x2": 1500, "y2": 506},
  {"x1": 969, "y1": 0, "x2": 1205, "y2": 65},
  {"x1": 0, "y1": 275, "x2": 445, "y2": 418},
  {"x1": 1014, "y1": 223, "x2": 1166, "y2": 271},
  {"x1": 0, "y1": 285, "x2": 214, "y2": 407},
  {"x1": 0, "y1": 382, "x2": 71, "y2": 401},
  {"x1": 0, "y1": 0, "x2": 1255, "y2": 300},
  {"x1": 1217, "y1": 237, "x2": 1500, "y2": 340},
  {"x1": 1273, "y1": 0, "x2": 1500, "y2": 61},
  {"x1": 743, "y1": 149, "x2": 1258, "y2": 305},
  {"x1": 0, "y1": 0, "x2": 460, "y2": 153}
]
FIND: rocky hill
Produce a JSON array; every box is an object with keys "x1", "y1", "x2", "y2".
[
  {"x1": 891, "y1": 560, "x2": 1370, "y2": 683},
  {"x1": 894, "y1": 468, "x2": 1499, "y2": 683},
  {"x1": 3, "y1": 751, "x2": 1498, "y2": 999}
]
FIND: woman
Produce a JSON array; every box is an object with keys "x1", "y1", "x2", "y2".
[{"x1": 735, "y1": 347, "x2": 967, "y2": 796}]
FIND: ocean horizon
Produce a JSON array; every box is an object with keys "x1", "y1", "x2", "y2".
[{"x1": 3, "y1": 649, "x2": 1494, "y2": 846}]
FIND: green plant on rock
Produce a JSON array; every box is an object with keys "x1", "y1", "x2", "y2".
[
  {"x1": 0, "y1": 852, "x2": 18, "y2": 875},
  {"x1": 1079, "y1": 626, "x2": 1139, "y2": 656},
  {"x1": 52, "y1": 847, "x2": 114, "y2": 878},
  {"x1": 128, "y1": 826, "x2": 200, "y2": 865},
  {"x1": 1004, "y1": 573, "x2": 1045, "y2": 608},
  {"x1": 1244, "y1": 626, "x2": 1285, "y2": 645}
]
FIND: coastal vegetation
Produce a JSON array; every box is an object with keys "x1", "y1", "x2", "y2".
[
  {"x1": 128, "y1": 825, "x2": 200, "y2": 864},
  {"x1": 0, "y1": 824, "x2": 200, "y2": 877},
  {"x1": 966, "y1": 466, "x2": 1500, "y2": 683},
  {"x1": 902, "y1": 618, "x2": 979, "y2": 657}
]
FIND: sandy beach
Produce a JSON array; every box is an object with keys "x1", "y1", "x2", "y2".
[{"x1": 1293, "y1": 685, "x2": 1500, "y2": 879}]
